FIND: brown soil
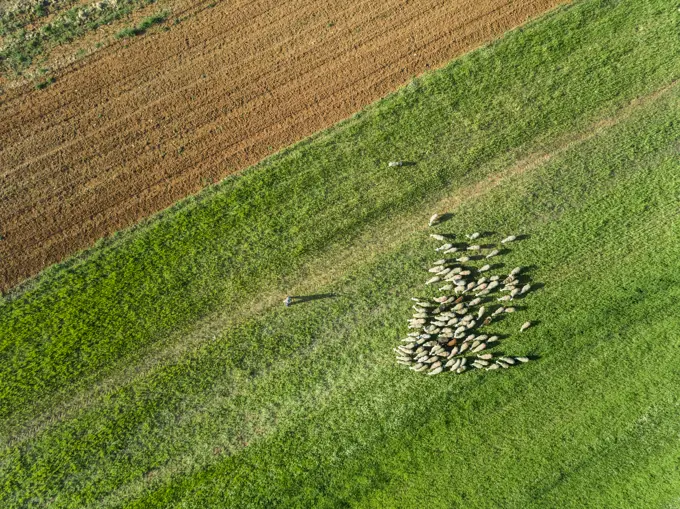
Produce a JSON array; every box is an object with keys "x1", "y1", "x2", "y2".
[{"x1": 0, "y1": 0, "x2": 567, "y2": 292}]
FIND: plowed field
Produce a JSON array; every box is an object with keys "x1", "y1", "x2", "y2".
[{"x1": 0, "y1": 0, "x2": 566, "y2": 292}]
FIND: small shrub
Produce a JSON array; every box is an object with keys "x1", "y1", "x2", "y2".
[
  {"x1": 34, "y1": 4, "x2": 48, "y2": 18},
  {"x1": 116, "y1": 26, "x2": 138, "y2": 39},
  {"x1": 116, "y1": 12, "x2": 167, "y2": 39},
  {"x1": 35, "y1": 76, "x2": 55, "y2": 89}
]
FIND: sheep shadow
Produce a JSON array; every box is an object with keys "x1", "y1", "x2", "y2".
[{"x1": 512, "y1": 282, "x2": 544, "y2": 300}]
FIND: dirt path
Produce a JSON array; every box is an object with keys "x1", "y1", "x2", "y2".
[{"x1": 0, "y1": 0, "x2": 567, "y2": 292}]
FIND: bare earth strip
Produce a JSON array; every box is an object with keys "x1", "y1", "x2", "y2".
[{"x1": 0, "y1": 0, "x2": 567, "y2": 291}]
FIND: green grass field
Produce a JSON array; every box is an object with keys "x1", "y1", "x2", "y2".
[{"x1": 2, "y1": 0, "x2": 680, "y2": 506}]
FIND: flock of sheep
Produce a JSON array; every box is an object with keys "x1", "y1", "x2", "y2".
[{"x1": 395, "y1": 213, "x2": 535, "y2": 375}]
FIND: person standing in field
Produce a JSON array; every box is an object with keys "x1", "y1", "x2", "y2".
[{"x1": 284, "y1": 296, "x2": 292, "y2": 307}]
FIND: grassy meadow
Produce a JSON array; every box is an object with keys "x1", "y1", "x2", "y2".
[{"x1": 2, "y1": 0, "x2": 680, "y2": 506}]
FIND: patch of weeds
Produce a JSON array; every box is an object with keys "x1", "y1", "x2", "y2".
[
  {"x1": 35, "y1": 75, "x2": 55, "y2": 89},
  {"x1": 138, "y1": 12, "x2": 168, "y2": 31},
  {"x1": 116, "y1": 11, "x2": 168, "y2": 39},
  {"x1": 0, "y1": 1, "x2": 79, "y2": 37},
  {"x1": 115, "y1": 26, "x2": 137, "y2": 38},
  {"x1": 34, "y1": 4, "x2": 48, "y2": 18}
]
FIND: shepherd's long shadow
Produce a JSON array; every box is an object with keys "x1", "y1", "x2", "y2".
[{"x1": 290, "y1": 293, "x2": 337, "y2": 305}]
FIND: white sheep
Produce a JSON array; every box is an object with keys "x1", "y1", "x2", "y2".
[{"x1": 429, "y1": 213, "x2": 442, "y2": 226}]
